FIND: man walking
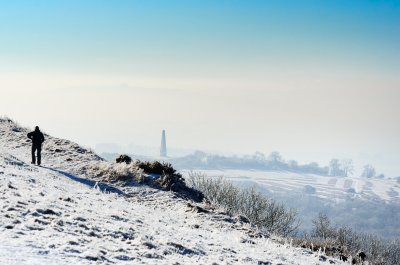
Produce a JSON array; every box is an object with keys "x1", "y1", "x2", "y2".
[{"x1": 27, "y1": 126, "x2": 45, "y2": 165}]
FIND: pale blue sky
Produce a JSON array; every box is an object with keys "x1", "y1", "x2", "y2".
[{"x1": 1, "y1": 1, "x2": 399, "y2": 176}]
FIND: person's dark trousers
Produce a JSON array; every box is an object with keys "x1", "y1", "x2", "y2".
[{"x1": 31, "y1": 144, "x2": 42, "y2": 165}]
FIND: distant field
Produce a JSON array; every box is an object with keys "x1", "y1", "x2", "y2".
[
  {"x1": 181, "y1": 169, "x2": 400, "y2": 238},
  {"x1": 182, "y1": 169, "x2": 400, "y2": 203}
]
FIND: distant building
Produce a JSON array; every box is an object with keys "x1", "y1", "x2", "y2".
[{"x1": 160, "y1": 130, "x2": 167, "y2": 157}]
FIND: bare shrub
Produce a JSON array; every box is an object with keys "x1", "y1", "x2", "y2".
[
  {"x1": 86, "y1": 162, "x2": 141, "y2": 183},
  {"x1": 87, "y1": 161, "x2": 202, "y2": 201},
  {"x1": 260, "y1": 198, "x2": 299, "y2": 237},
  {"x1": 134, "y1": 168, "x2": 147, "y2": 183},
  {"x1": 136, "y1": 161, "x2": 177, "y2": 176},
  {"x1": 116, "y1": 154, "x2": 132, "y2": 164},
  {"x1": 187, "y1": 172, "x2": 299, "y2": 236},
  {"x1": 385, "y1": 239, "x2": 400, "y2": 265},
  {"x1": 154, "y1": 173, "x2": 185, "y2": 191},
  {"x1": 303, "y1": 212, "x2": 400, "y2": 265},
  {"x1": 312, "y1": 212, "x2": 337, "y2": 239}
]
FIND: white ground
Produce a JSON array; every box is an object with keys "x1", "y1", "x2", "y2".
[{"x1": 0, "y1": 118, "x2": 347, "y2": 264}]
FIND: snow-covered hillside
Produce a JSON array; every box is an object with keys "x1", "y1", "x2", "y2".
[{"x1": 0, "y1": 118, "x2": 346, "y2": 264}]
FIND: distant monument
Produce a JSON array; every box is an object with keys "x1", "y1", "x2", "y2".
[{"x1": 160, "y1": 130, "x2": 167, "y2": 157}]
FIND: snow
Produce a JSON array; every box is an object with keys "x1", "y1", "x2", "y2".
[
  {"x1": 184, "y1": 169, "x2": 400, "y2": 203},
  {"x1": 0, "y1": 119, "x2": 347, "y2": 264}
]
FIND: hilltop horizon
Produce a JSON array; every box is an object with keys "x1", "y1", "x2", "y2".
[{"x1": 94, "y1": 141, "x2": 398, "y2": 179}]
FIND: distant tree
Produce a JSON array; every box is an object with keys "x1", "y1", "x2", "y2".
[
  {"x1": 340, "y1": 159, "x2": 354, "y2": 177},
  {"x1": 301, "y1": 162, "x2": 319, "y2": 174},
  {"x1": 288, "y1": 160, "x2": 298, "y2": 170},
  {"x1": 252, "y1": 151, "x2": 266, "y2": 161},
  {"x1": 361, "y1": 164, "x2": 376, "y2": 178},
  {"x1": 321, "y1": 166, "x2": 330, "y2": 175},
  {"x1": 308, "y1": 162, "x2": 320, "y2": 169},
  {"x1": 329, "y1": 159, "x2": 342, "y2": 176},
  {"x1": 312, "y1": 212, "x2": 336, "y2": 239},
  {"x1": 268, "y1": 151, "x2": 284, "y2": 170},
  {"x1": 268, "y1": 151, "x2": 283, "y2": 163}
]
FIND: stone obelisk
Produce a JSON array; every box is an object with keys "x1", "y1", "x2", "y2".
[{"x1": 160, "y1": 130, "x2": 167, "y2": 157}]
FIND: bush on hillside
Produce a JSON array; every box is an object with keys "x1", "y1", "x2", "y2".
[
  {"x1": 187, "y1": 172, "x2": 299, "y2": 236},
  {"x1": 116, "y1": 154, "x2": 132, "y2": 164},
  {"x1": 136, "y1": 161, "x2": 177, "y2": 176},
  {"x1": 303, "y1": 185, "x2": 316, "y2": 194},
  {"x1": 87, "y1": 161, "x2": 203, "y2": 201},
  {"x1": 295, "y1": 212, "x2": 400, "y2": 265},
  {"x1": 137, "y1": 161, "x2": 203, "y2": 201},
  {"x1": 86, "y1": 162, "x2": 141, "y2": 183}
]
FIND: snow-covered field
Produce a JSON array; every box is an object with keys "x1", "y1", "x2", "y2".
[
  {"x1": 0, "y1": 118, "x2": 347, "y2": 264},
  {"x1": 184, "y1": 169, "x2": 400, "y2": 204}
]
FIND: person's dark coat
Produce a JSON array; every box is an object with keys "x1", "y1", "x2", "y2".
[{"x1": 27, "y1": 128, "x2": 45, "y2": 146}]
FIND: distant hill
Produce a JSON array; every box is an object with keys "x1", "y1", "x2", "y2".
[
  {"x1": 182, "y1": 169, "x2": 400, "y2": 238},
  {"x1": 101, "y1": 151, "x2": 331, "y2": 175}
]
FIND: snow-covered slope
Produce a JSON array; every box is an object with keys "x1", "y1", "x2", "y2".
[{"x1": 0, "y1": 118, "x2": 346, "y2": 264}]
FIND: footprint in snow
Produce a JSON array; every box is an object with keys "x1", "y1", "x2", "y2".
[
  {"x1": 36, "y1": 209, "x2": 60, "y2": 216},
  {"x1": 8, "y1": 183, "x2": 17, "y2": 189}
]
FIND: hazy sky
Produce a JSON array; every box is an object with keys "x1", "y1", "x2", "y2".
[{"x1": 1, "y1": 1, "x2": 399, "y2": 176}]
